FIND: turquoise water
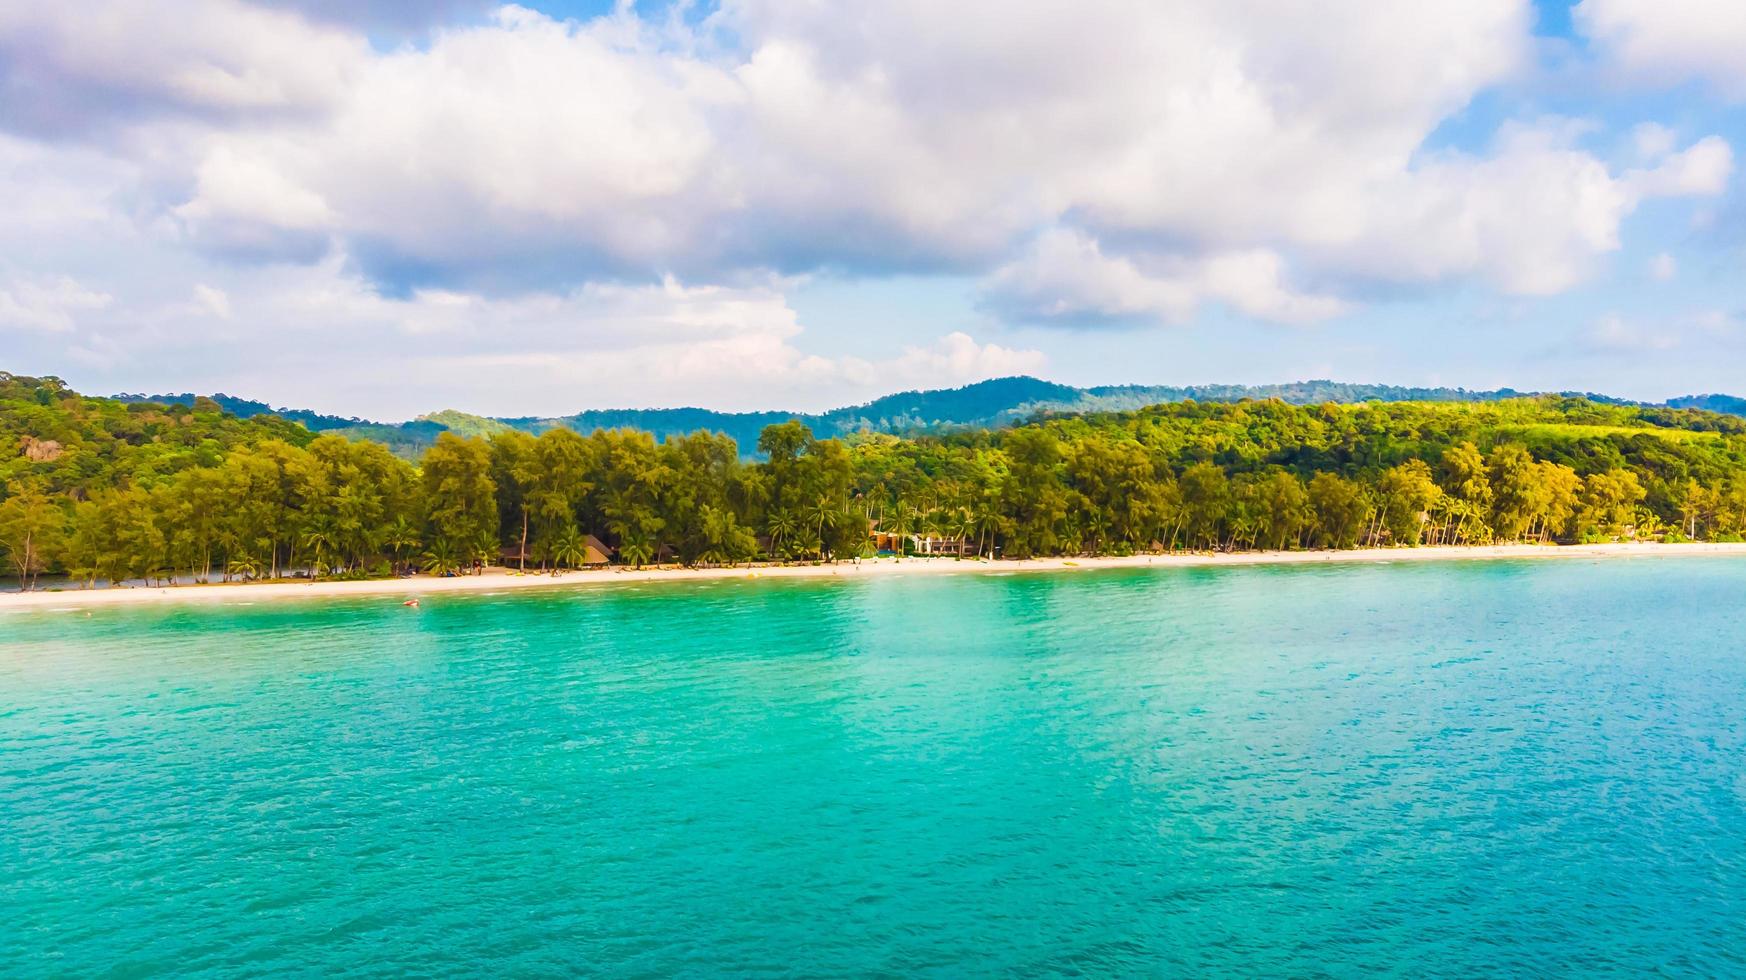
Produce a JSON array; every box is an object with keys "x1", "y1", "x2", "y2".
[{"x1": 5, "y1": 559, "x2": 1746, "y2": 976}]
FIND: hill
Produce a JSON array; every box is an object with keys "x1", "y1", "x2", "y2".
[
  {"x1": 112, "y1": 391, "x2": 369, "y2": 431},
  {"x1": 119, "y1": 376, "x2": 1741, "y2": 458}
]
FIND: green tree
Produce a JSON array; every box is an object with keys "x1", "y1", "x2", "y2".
[
  {"x1": 1307, "y1": 472, "x2": 1367, "y2": 549},
  {"x1": 1376, "y1": 459, "x2": 1441, "y2": 546},
  {"x1": 0, "y1": 485, "x2": 65, "y2": 591},
  {"x1": 1578, "y1": 469, "x2": 1646, "y2": 540},
  {"x1": 1253, "y1": 469, "x2": 1309, "y2": 551},
  {"x1": 1178, "y1": 462, "x2": 1230, "y2": 550},
  {"x1": 421, "y1": 433, "x2": 497, "y2": 569}
]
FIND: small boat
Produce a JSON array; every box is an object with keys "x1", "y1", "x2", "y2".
[{"x1": 402, "y1": 598, "x2": 420, "y2": 607}]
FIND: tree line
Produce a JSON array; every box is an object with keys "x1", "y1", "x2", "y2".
[{"x1": 4, "y1": 373, "x2": 1746, "y2": 590}]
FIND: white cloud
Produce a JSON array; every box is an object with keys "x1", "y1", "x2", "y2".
[
  {"x1": 1632, "y1": 122, "x2": 1678, "y2": 161},
  {"x1": 982, "y1": 231, "x2": 1200, "y2": 325},
  {"x1": 0, "y1": 0, "x2": 365, "y2": 137},
  {"x1": 1318, "y1": 122, "x2": 1729, "y2": 295},
  {"x1": 193, "y1": 284, "x2": 232, "y2": 318},
  {"x1": 0, "y1": 275, "x2": 113, "y2": 333},
  {"x1": 1580, "y1": 309, "x2": 1746, "y2": 361},
  {"x1": 1649, "y1": 253, "x2": 1677, "y2": 281},
  {"x1": 1624, "y1": 135, "x2": 1733, "y2": 197},
  {"x1": 1692, "y1": 310, "x2": 1745, "y2": 338},
  {"x1": 981, "y1": 229, "x2": 1346, "y2": 326},
  {"x1": 0, "y1": 0, "x2": 1738, "y2": 410},
  {"x1": 66, "y1": 0, "x2": 1717, "y2": 309},
  {"x1": 3, "y1": 255, "x2": 1043, "y2": 417},
  {"x1": 1197, "y1": 251, "x2": 1352, "y2": 324},
  {"x1": 1587, "y1": 313, "x2": 1679, "y2": 353},
  {"x1": 1575, "y1": 0, "x2": 1746, "y2": 98},
  {"x1": 887, "y1": 332, "x2": 1048, "y2": 383}
]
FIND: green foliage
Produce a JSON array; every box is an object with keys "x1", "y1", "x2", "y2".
[{"x1": 8, "y1": 373, "x2": 1746, "y2": 590}]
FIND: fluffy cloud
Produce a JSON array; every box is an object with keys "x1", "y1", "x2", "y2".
[
  {"x1": 0, "y1": 276, "x2": 113, "y2": 333},
  {"x1": 1624, "y1": 135, "x2": 1733, "y2": 197},
  {"x1": 2, "y1": 254, "x2": 1044, "y2": 417},
  {"x1": 22, "y1": 0, "x2": 1717, "y2": 317},
  {"x1": 1318, "y1": 122, "x2": 1730, "y2": 295},
  {"x1": 1576, "y1": 0, "x2": 1746, "y2": 98},
  {"x1": 0, "y1": 0, "x2": 364, "y2": 138},
  {"x1": 157, "y1": 1, "x2": 1537, "y2": 291},
  {"x1": 0, "y1": 0, "x2": 1739, "y2": 411},
  {"x1": 886, "y1": 332, "x2": 1048, "y2": 383},
  {"x1": 981, "y1": 230, "x2": 1346, "y2": 326}
]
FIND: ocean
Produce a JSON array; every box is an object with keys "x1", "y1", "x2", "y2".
[{"x1": 5, "y1": 558, "x2": 1745, "y2": 975}]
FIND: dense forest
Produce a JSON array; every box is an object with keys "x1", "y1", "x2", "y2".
[{"x1": 5, "y1": 371, "x2": 1746, "y2": 590}]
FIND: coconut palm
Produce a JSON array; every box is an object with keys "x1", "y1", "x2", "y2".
[
  {"x1": 805, "y1": 496, "x2": 839, "y2": 559},
  {"x1": 551, "y1": 525, "x2": 588, "y2": 572},
  {"x1": 382, "y1": 516, "x2": 420, "y2": 575},
  {"x1": 421, "y1": 538, "x2": 461, "y2": 577},
  {"x1": 886, "y1": 498, "x2": 914, "y2": 555},
  {"x1": 765, "y1": 509, "x2": 798, "y2": 559},
  {"x1": 619, "y1": 534, "x2": 654, "y2": 569},
  {"x1": 302, "y1": 526, "x2": 334, "y2": 580}
]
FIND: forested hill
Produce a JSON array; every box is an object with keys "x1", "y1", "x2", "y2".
[
  {"x1": 10, "y1": 368, "x2": 1746, "y2": 592},
  {"x1": 111, "y1": 392, "x2": 367, "y2": 431},
  {"x1": 116, "y1": 376, "x2": 1745, "y2": 457},
  {"x1": 1666, "y1": 393, "x2": 1746, "y2": 416}
]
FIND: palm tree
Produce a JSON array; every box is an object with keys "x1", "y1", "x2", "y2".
[
  {"x1": 302, "y1": 526, "x2": 334, "y2": 580},
  {"x1": 1633, "y1": 507, "x2": 1666, "y2": 541},
  {"x1": 765, "y1": 509, "x2": 798, "y2": 559},
  {"x1": 805, "y1": 496, "x2": 839, "y2": 559},
  {"x1": 227, "y1": 555, "x2": 261, "y2": 581},
  {"x1": 421, "y1": 538, "x2": 461, "y2": 577},
  {"x1": 619, "y1": 534, "x2": 654, "y2": 569},
  {"x1": 382, "y1": 516, "x2": 420, "y2": 576},
  {"x1": 551, "y1": 525, "x2": 587, "y2": 572},
  {"x1": 946, "y1": 508, "x2": 974, "y2": 555},
  {"x1": 468, "y1": 532, "x2": 497, "y2": 575},
  {"x1": 886, "y1": 498, "x2": 914, "y2": 556}
]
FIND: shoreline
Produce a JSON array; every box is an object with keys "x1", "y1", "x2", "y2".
[{"x1": 5, "y1": 542, "x2": 1746, "y2": 612}]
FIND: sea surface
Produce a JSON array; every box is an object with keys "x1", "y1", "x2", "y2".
[{"x1": 4, "y1": 558, "x2": 1746, "y2": 976}]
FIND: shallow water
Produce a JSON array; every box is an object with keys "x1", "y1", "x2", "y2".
[{"x1": 4, "y1": 559, "x2": 1746, "y2": 975}]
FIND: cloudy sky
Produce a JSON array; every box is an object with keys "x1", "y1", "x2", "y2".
[{"x1": 2, "y1": 0, "x2": 1744, "y2": 419}]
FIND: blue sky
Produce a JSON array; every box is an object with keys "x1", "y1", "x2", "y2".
[{"x1": 0, "y1": 0, "x2": 1742, "y2": 418}]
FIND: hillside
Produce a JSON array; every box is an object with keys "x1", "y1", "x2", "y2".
[
  {"x1": 3, "y1": 374, "x2": 314, "y2": 492},
  {"x1": 118, "y1": 375, "x2": 1741, "y2": 458},
  {"x1": 112, "y1": 391, "x2": 369, "y2": 431}
]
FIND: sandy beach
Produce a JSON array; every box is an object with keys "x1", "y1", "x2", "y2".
[{"x1": 5, "y1": 541, "x2": 1746, "y2": 611}]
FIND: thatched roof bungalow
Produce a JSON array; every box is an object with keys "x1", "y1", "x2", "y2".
[{"x1": 501, "y1": 533, "x2": 613, "y2": 568}]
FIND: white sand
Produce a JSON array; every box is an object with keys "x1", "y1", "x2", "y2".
[{"x1": 5, "y1": 542, "x2": 1746, "y2": 612}]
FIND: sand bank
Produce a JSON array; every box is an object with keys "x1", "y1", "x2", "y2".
[{"x1": 6, "y1": 541, "x2": 1746, "y2": 612}]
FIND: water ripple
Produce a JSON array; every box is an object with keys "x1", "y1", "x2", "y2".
[{"x1": 3, "y1": 561, "x2": 1746, "y2": 975}]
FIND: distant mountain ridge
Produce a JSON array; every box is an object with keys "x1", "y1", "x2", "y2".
[
  {"x1": 119, "y1": 376, "x2": 1744, "y2": 457},
  {"x1": 111, "y1": 392, "x2": 369, "y2": 431}
]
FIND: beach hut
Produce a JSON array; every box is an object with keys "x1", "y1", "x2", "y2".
[
  {"x1": 500, "y1": 534, "x2": 614, "y2": 569},
  {"x1": 579, "y1": 535, "x2": 613, "y2": 566}
]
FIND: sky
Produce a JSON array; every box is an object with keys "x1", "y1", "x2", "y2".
[{"x1": 1, "y1": 0, "x2": 1744, "y2": 420}]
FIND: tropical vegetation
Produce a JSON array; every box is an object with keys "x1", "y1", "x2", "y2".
[{"x1": 6, "y1": 371, "x2": 1746, "y2": 590}]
